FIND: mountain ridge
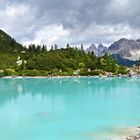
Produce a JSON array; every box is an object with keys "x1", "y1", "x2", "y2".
[
  {"x1": 0, "y1": 29, "x2": 24, "y2": 53},
  {"x1": 108, "y1": 38, "x2": 140, "y2": 61},
  {"x1": 86, "y1": 38, "x2": 140, "y2": 66}
]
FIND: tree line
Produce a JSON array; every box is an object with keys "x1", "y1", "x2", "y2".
[{"x1": 0, "y1": 43, "x2": 128, "y2": 76}]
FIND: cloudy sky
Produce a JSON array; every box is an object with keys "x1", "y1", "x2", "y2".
[{"x1": 0, "y1": 0, "x2": 140, "y2": 48}]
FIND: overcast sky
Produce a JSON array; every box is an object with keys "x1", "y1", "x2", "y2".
[{"x1": 0, "y1": 0, "x2": 140, "y2": 48}]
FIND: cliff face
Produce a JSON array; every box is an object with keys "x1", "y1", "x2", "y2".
[
  {"x1": 86, "y1": 38, "x2": 140, "y2": 66},
  {"x1": 108, "y1": 38, "x2": 140, "y2": 61}
]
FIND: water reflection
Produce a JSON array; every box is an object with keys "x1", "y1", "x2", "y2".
[
  {"x1": 0, "y1": 77, "x2": 140, "y2": 140},
  {"x1": 0, "y1": 77, "x2": 140, "y2": 106}
]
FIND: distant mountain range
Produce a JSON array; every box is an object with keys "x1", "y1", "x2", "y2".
[
  {"x1": 86, "y1": 38, "x2": 140, "y2": 66},
  {"x1": 86, "y1": 43, "x2": 107, "y2": 56},
  {"x1": 0, "y1": 29, "x2": 139, "y2": 67}
]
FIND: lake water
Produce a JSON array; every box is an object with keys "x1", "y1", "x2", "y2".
[{"x1": 0, "y1": 77, "x2": 140, "y2": 140}]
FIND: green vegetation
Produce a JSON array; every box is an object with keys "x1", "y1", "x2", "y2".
[
  {"x1": 0, "y1": 29, "x2": 128, "y2": 77},
  {"x1": 0, "y1": 30, "x2": 25, "y2": 53}
]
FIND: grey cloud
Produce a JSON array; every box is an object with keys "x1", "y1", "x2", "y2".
[
  {"x1": 0, "y1": 0, "x2": 140, "y2": 47},
  {"x1": 27, "y1": 0, "x2": 111, "y2": 29}
]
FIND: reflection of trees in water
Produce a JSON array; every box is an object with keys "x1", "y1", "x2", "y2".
[
  {"x1": 0, "y1": 78, "x2": 139, "y2": 107},
  {"x1": 0, "y1": 79, "x2": 26, "y2": 106},
  {"x1": 0, "y1": 80, "x2": 16, "y2": 106}
]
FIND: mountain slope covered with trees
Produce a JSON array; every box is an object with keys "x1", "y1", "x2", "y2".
[{"x1": 0, "y1": 29, "x2": 128, "y2": 76}]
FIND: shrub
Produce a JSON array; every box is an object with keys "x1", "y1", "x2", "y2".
[
  {"x1": 17, "y1": 70, "x2": 49, "y2": 76},
  {"x1": 79, "y1": 70, "x2": 101, "y2": 76},
  {"x1": 0, "y1": 70, "x2": 4, "y2": 77},
  {"x1": 4, "y1": 69, "x2": 17, "y2": 76}
]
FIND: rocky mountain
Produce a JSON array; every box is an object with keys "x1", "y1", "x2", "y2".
[
  {"x1": 86, "y1": 43, "x2": 98, "y2": 55},
  {"x1": 108, "y1": 38, "x2": 140, "y2": 61},
  {"x1": 86, "y1": 38, "x2": 140, "y2": 66},
  {"x1": 98, "y1": 43, "x2": 107, "y2": 56},
  {"x1": 86, "y1": 43, "x2": 107, "y2": 56}
]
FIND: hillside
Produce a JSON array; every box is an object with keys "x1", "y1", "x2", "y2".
[
  {"x1": 0, "y1": 29, "x2": 24, "y2": 53},
  {"x1": 0, "y1": 30, "x2": 27, "y2": 70},
  {"x1": 112, "y1": 54, "x2": 138, "y2": 67}
]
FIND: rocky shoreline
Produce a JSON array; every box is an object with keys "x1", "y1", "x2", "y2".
[
  {"x1": 111, "y1": 127, "x2": 140, "y2": 140},
  {"x1": 1, "y1": 74, "x2": 140, "y2": 79},
  {"x1": 0, "y1": 75, "x2": 134, "y2": 79},
  {"x1": 125, "y1": 128, "x2": 140, "y2": 140}
]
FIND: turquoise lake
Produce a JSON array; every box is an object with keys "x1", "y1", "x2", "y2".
[{"x1": 0, "y1": 77, "x2": 140, "y2": 140}]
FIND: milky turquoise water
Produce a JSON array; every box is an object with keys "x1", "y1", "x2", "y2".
[{"x1": 0, "y1": 77, "x2": 140, "y2": 140}]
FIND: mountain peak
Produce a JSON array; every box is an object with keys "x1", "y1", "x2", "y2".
[
  {"x1": 98, "y1": 43, "x2": 107, "y2": 49},
  {"x1": 86, "y1": 38, "x2": 140, "y2": 61},
  {"x1": 86, "y1": 43, "x2": 107, "y2": 56},
  {"x1": 86, "y1": 44, "x2": 98, "y2": 55},
  {"x1": 108, "y1": 38, "x2": 140, "y2": 60},
  {"x1": 90, "y1": 43, "x2": 97, "y2": 49},
  {"x1": 98, "y1": 43, "x2": 104, "y2": 48},
  {"x1": 118, "y1": 38, "x2": 128, "y2": 42}
]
